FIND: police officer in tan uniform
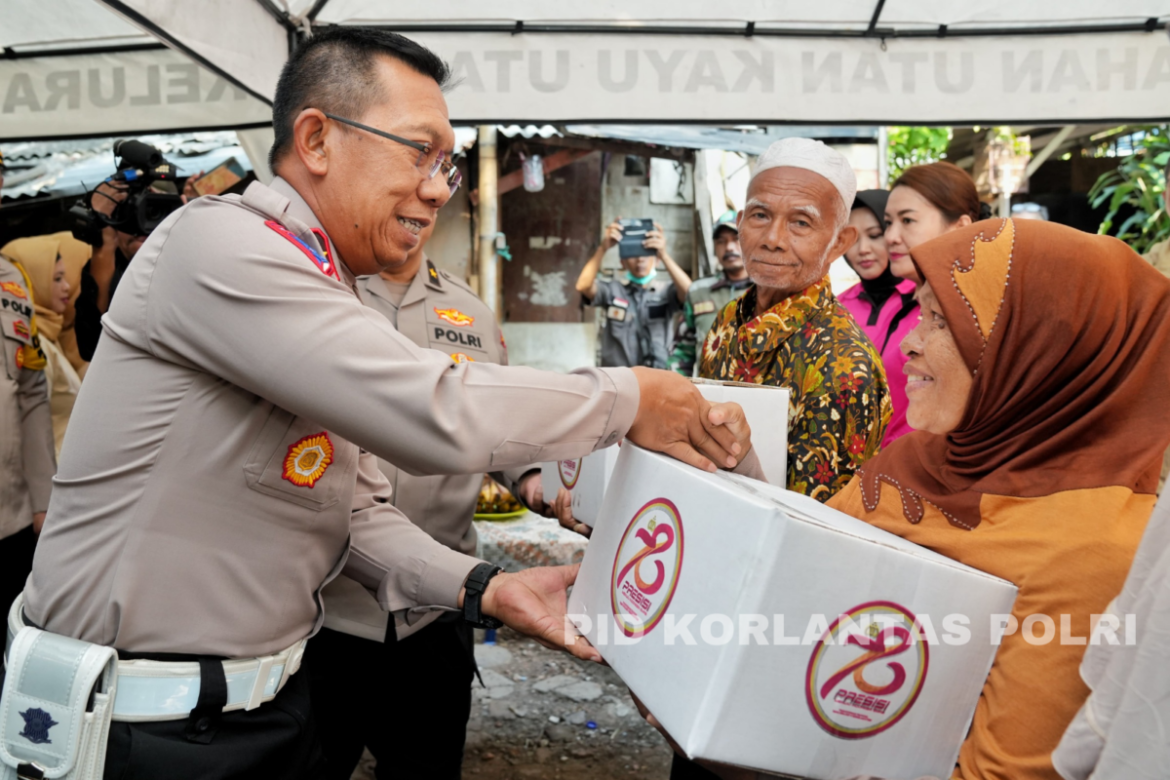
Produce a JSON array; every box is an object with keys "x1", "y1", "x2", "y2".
[
  {"x1": 13, "y1": 28, "x2": 748, "y2": 780},
  {"x1": 0, "y1": 150, "x2": 56, "y2": 618},
  {"x1": 313, "y1": 229, "x2": 546, "y2": 778}
]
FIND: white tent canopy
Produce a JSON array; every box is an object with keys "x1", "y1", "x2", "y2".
[
  {"x1": 1, "y1": 0, "x2": 273, "y2": 141},
  {"x1": 93, "y1": 0, "x2": 1170, "y2": 124},
  {"x1": 3, "y1": 1, "x2": 1168, "y2": 142}
]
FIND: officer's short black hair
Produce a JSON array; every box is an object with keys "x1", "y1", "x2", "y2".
[{"x1": 268, "y1": 27, "x2": 451, "y2": 172}]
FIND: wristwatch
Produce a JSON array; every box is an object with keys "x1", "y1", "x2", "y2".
[{"x1": 462, "y1": 563, "x2": 504, "y2": 629}]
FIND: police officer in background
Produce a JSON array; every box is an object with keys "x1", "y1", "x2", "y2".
[
  {"x1": 10, "y1": 27, "x2": 749, "y2": 780},
  {"x1": 576, "y1": 218, "x2": 692, "y2": 368},
  {"x1": 0, "y1": 150, "x2": 56, "y2": 618},
  {"x1": 669, "y1": 211, "x2": 751, "y2": 376},
  {"x1": 312, "y1": 224, "x2": 549, "y2": 778}
]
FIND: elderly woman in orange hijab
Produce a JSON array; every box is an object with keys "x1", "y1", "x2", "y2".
[
  {"x1": 663, "y1": 218, "x2": 1170, "y2": 780},
  {"x1": 2, "y1": 232, "x2": 90, "y2": 454},
  {"x1": 825, "y1": 217, "x2": 1170, "y2": 779}
]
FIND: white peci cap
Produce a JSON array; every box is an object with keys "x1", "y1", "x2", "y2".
[{"x1": 752, "y1": 138, "x2": 857, "y2": 213}]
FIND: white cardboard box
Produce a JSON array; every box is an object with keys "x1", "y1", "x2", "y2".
[
  {"x1": 540, "y1": 446, "x2": 621, "y2": 527},
  {"x1": 567, "y1": 445, "x2": 1017, "y2": 779},
  {"x1": 693, "y1": 379, "x2": 789, "y2": 487}
]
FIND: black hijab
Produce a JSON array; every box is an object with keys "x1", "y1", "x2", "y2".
[{"x1": 850, "y1": 189, "x2": 900, "y2": 313}]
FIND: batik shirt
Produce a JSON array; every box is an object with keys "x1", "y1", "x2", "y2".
[{"x1": 699, "y1": 277, "x2": 891, "y2": 502}]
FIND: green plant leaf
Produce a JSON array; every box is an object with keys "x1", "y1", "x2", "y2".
[{"x1": 1089, "y1": 125, "x2": 1170, "y2": 253}]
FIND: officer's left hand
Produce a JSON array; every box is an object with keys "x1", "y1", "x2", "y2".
[{"x1": 478, "y1": 565, "x2": 602, "y2": 663}]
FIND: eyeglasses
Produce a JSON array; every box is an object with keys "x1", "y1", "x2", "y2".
[{"x1": 321, "y1": 111, "x2": 462, "y2": 195}]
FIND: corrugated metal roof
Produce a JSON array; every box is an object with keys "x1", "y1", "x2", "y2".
[
  {"x1": 1, "y1": 132, "x2": 251, "y2": 202},
  {"x1": 493, "y1": 124, "x2": 879, "y2": 154},
  {"x1": 496, "y1": 125, "x2": 563, "y2": 140}
]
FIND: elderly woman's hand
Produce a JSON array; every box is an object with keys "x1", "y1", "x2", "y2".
[{"x1": 553, "y1": 488, "x2": 592, "y2": 538}]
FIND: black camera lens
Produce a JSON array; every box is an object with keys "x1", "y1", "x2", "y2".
[{"x1": 138, "y1": 192, "x2": 184, "y2": 233}]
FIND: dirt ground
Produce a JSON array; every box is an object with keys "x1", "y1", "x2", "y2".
[{"x1": 351, "y1": 627, "x2": 674, "y2": 779}]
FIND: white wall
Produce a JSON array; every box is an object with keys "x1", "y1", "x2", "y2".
[
  {"x1": 427, "y1": 175, "x2": 474, "y2": 280},
  {"x1": 501, "y1": 322, "x2": 597, "y2": 372}
]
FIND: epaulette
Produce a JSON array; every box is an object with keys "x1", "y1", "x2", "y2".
[{"x1": 440, "y1": 269, "x2": 477, "y2": 294}]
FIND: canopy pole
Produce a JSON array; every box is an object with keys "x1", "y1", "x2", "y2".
[{"x1": 476, "y1": 125, "x2": 499, "y2": 314}]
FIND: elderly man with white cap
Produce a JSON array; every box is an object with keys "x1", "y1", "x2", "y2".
[{"x1": 696, "y1": 137, "x2": 891, "y2": 504}]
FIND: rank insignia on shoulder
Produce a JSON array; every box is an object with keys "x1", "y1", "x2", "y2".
[
  {"x1": 19, "y1": 707, "x2": 58, "y2": 745},
  {"x1": 693, "y1": 301, "x2": 717, "y2": 315},
  {"x1": 426, "y1": 259, "x2": 441, "y2": 286},
  {"x1": 435, "y1": 307, "x2": 474, "y2": 327},
  {"x1": 282, "y1": 433, "x2": 335, "y2": 488},
  {"x1": 450, "y1": 352, "x2": 474, "y2": 363},
  {"x1": 265, "y1": 220, "x2": 341, "y2": 281},
  {"x1": 1, "y1": 281, "x2": 28, "y2": 299}
]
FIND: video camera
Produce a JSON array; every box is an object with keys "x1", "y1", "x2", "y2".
[{"x1": 70, "y1": 140, "x2": 183, "y2": 247}]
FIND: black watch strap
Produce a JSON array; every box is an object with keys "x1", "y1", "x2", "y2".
[{"x1": 462, "y1": 562, "x2": 504, "y2": 629}]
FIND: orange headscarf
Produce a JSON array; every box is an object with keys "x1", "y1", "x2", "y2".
[
  {"x1": 857, "y1": 218, "x2": 1170, "y2": 529},
  {"x1": 1, "y1": 232, "x2": 89, "y2": 372}
]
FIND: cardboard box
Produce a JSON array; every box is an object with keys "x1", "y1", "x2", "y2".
[
  {"x1": 567, "y1": 444, "x2": 1017, "y2": 779},
  {"x1": 693, "y1": 378, "x2": 789, "y2": 487},
  {"x1": 540, "y1": 446, "x2": 620, "y2": 527}
]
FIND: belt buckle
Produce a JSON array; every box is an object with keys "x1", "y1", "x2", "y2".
[{"x1": 17, "y1": 762, "x2": 46, "y2": 780}]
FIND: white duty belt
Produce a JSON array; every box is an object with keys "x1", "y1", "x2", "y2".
[{"x1": 5, "y1": 594, "x2": 307, "y2": 722}]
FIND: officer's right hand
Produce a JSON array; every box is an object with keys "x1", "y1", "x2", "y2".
[
  {"x1": 479, "y1": 565, "x2": 602, "y2": 663},
  {"x1": 601, "y1": 219, "x2": 624, "y2": 251},
  {"x1": 627, "y1": 368, "x2": 751, "y2": 473}
]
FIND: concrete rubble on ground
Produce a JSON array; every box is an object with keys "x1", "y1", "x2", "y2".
[{"x1": 350, "y1": 628, "x2": 674, "y2": 779}]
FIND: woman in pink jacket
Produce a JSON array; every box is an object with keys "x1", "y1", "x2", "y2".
[{"x1": 838, "y1": 189, "x2": 917, "y2": 444}]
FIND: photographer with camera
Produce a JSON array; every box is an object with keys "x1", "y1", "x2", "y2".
[
  {"x1": 575, "y1": 217, "x2": 692, "y2": 368},
  {"x1": 71, "y1": 140, "x2": 184, "y2": 360}
]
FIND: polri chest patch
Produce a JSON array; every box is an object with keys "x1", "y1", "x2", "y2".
[
  {"x1": 607, "y1": 306, "x2": 627, "y2": 322},
  {"x1": 435, "y1": 307, "x2": 474, "y2": 327},
  {"x1": 1, "y1": 281, "x2": 28, "y2": 299},
  {"x1": 282, "y1": 433, "x2": 335, "y2": 488}
]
